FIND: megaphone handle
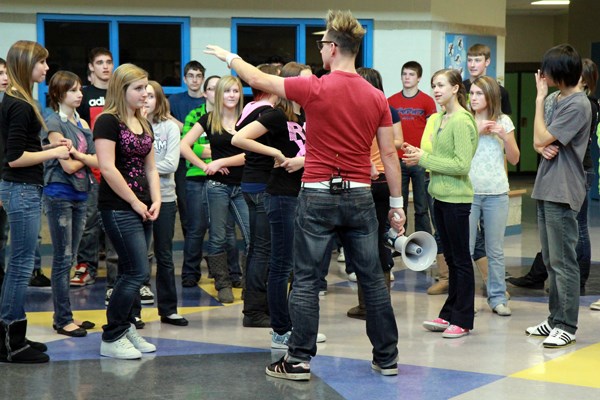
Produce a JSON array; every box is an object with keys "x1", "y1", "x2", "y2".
[{"x1": 390, "y1": 212, "x2": 401, "y2": 236}]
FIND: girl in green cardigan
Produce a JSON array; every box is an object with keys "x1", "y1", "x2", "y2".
[{"x1": 403, "y1": 69, "x2": 478, "y2": 338}]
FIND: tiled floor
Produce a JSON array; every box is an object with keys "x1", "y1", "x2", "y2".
[{"x1": 4, "y1": 176, "x2": 600, "y2": 399}]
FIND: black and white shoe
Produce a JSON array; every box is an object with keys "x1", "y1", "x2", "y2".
[
  {"x1": 140, "y1": 285, "x2": 155, "y2": 305},
  {"x1": 265, "y1": 355, "x2": 311, "y2": 381},
  {"x1": 371, "y1": 361, "x2": 398, "y2": 376},
  {"x1": 525, "y1": 320, "x2": 552, "y2": 336},
  {"x1": 542, "y1": 328, "x2": 575, "y2": 348}
]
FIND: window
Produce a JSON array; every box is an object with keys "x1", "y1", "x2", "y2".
[
  {"x1": 37, "y1": 14, "x2": 190, "y2": 107},
  {"x1": 232, "y1": 18, "x2": 373, "y2": 96}
]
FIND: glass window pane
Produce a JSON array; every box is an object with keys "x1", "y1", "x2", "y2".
[
  {"x1": 119, "y1": 23, "x2": 182, "y2": 87},
  {"x1": 237, "y1": 25, "x2": 296, "y2": 66},
  {"x1": 44, "y1": 21, "x2": 109, "y2": 85}
]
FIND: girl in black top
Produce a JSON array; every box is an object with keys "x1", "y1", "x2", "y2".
[
  {"x1": 233, "y1": 62, "x2": 310, "y2": 346},
  {"x1": 181, "y1": 75, "x2": 249, "y2": 304},
  {"x1": 0, "y1": 40, "x2": 70, "y2": 364},
  {"x1": 95, "y1": 63, "x2": 160, "y2": 360}
]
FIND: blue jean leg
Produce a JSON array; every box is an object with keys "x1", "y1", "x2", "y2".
[
  {"x1": 154, "y1": 201, "x2": 178, "y2": 316},
  {"x1": 243, "y1": 191, "x2": 270, "y2": 293},
  {"x1": 265, "y1": 194, "x2": 297, "y2": 334},
  {"x1": 76, "y1": 181, "x2": 101, "y2": 277},
  {"x1": 401, "y1": 161, "x2": 432, "y2": 233},
  {"x1": 101, "y1": 210, "x2": 152, "y2": 342},
  {"x1": 206, "y1": 181, "x2": 249, "y2": 256},
  {"x1": 226, "y1": 215, "x2": 242, "y2": 280},
  {"x1": 287, "y1": 188, "x2": 398, "y2": 366},
  {"x1": 182, "y1": 179, "x2": 209, "y2": 281},
  {"x1": 576, "y1": 170, "x2": 592, "y2": 287},
  {"x1": 0, "y1": 182, "x2": 43, "y2": 323},
  {"x1": 435, "y1": 200, "x2": 474, "y2": 330},
  {"x1": 424, "y1": 175, "x2": 443, "y2": 254},
  {"x1": 538, "y1": 200, "x2": 579, "y2": 334},
  {"x1": 469, "y1": 194, "x2": 508, "y2": 309},
  {"x1": 44, "y1": 196, "x2": 87, "y2": 328}
]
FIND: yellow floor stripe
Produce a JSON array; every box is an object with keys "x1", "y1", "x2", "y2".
[
  {"x1": 27, "y1": 306, "x2": 227, "y2": 328},
  {"x1": 510, "y1": 342, "x2": 600, "y2": 388}
]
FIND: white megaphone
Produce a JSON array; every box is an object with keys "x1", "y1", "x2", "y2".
[{"x1": 384, "y1": 224, "x2": 437, "y2": 272}]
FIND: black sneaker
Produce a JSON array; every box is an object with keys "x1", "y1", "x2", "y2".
[
  {"x1": 265, "y1": 355, "x2": 311, "y2": 381},
  {"x1": 29, "y1": 269, "x2": 51, "y2": 287},
  {"x1": 371, "y1": 361, "x2": 398, "y2": 376}
]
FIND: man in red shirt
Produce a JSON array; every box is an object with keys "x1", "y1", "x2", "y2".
[
  {"x1": 388, "y1": 61, "x2": 436, "y2": 235},
  {"x1": 205, "y1": 9, "x2": 404, "y2": 381}
]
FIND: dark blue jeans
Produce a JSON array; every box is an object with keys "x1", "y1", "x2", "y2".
[
  {"x1": 153, "y1": 201, "x2": 178, "y2": 317},
  {"x1": 434, "y1": 200, "x2": 474, "y2": 330},
  {"x1": 0, "y1": 182, "x2": 43, "y2": 323},
  {"x1": 101, "y1": 210, "x2": 151, "y2": 342},
  {"x1": 265, "y1": 194, "x2": 297, "y2": 334},
  {"x1": 401, "y1": 161, "x2": 432, "y2": 234},
  {"x1": 287, "y1": 188, "x2": 398, "y2": 366},
  {"x1": 182, "y1": 179, "x2": 209, "y2": 281},
  {"x1": 44, "y1": 196, "x2": 87, "y2": 328},
  {"x1": 576, "y1": 170, "x2": 593, "y2": 287},
  {"x1": 243, "y1": 191, "x2": 270, "y2": 293},
  {"x1": 76, "y1": 181, "x2": 101, "y2": 277},
  {"x1": 424, "y1": 175, "x2": 443, "y2": 254}
]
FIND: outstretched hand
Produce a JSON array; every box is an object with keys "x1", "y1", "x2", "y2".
[{"x1": 204, "y1": 45, "x2": 230, "y2": 62}]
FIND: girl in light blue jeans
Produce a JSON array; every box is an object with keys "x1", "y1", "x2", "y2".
[{"x1": 468, "y1": 76, "x2": 520, "y2": 316}]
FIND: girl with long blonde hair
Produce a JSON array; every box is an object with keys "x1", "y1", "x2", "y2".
[
  {"x1": 180, "y1": 75, "x2": 249, "y2": 304},
  {"x1": 0, "y1": 41, "x2": 70, "y2": 364},
  {"x1": 94, "y1": 63, "x2": 160, "y2": 359}
]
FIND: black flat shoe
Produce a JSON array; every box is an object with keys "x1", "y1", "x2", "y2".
[
  {"x1": 160, "y1": 316, "x2": 189, "y2": 326},
  {"x1": 78, "y1": 321, "x2": 95, "y2": 330},
  {"x1": 56, "y1": 326, "x2": 87, "y2": 337}
]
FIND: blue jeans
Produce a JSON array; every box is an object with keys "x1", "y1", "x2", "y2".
[
  {"x1": 243, "y1": 191, "x2": 270, "y2": 293},
  {"x1": 153, "y1": 201, "x2": 178, "y2": 317},
  {"x1": 435, "y1": 200, "x2": 474, "y2": 330},
  {"x1": 0, "y1": 206, "x2": 7, "y2": 271},
  {"x1": 287, "y1": 188, "x2": 398, "y2": 366},
  {"x1": 100, "y1": 210, "x2": 152, "y2": 341},
  {"x1": 265, "y1": 194, "x2": 297, "y2": 334},
  {"x1": 0, "y1": 182, "x2": 42, "y2": 323},
  {"x1": 424, "y1": 175, "x2": 443, "y2": 254},
  {"x1": 182, "y1": 180, "x2": 209, "y2": 281},
  {"x1": 401, "y1": 161, "x2": 432, "y2": 233},
  {"x1": 537, "y1": 200, "x2": 579, "y2": 334},
  {"x1": 469, "y1": 194, "x2": 508, "y2": 308},
  {"x1": 183, "y1": 180, "x2": 241, "y2": 281},
  {"x1": 44, "y1": 196, "x2": 87, "y2": 328},
  {"x1": 206, "y1": 181, "x2": 249, "y2": 256},
  {"x1": 576, "y1": 170, "x2": 593, "y2": 287},
  {"x1": 76, "y1": 181, "x2": 101, "y2": 277}
]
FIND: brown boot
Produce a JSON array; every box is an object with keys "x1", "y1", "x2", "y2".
[
  {"x1": 475, "y1": 256, "x2": 510, "y2": 299},
  {"x1": 427, "y1": 254, "x2": 449, "y2": 295},
  {"x1": 347, "y1": 279, "x2": 366, "y2": 320}
]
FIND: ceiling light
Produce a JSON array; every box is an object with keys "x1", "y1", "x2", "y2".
[{"x1": 531, "y1": 1, "x2": 570, "y2": 5}]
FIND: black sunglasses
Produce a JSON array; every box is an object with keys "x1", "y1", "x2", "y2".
[{"x1": 316, "y1": 40, "x2": 337, "y2": 50}]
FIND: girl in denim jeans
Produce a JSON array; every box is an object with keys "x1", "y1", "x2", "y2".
[
  {"x1": 0, "y1": 40, "x2": 70, "y2": 363},
  {"x1": 43, "y1": 71, "x2": 98, "y2": 337},
  {"x1": 95, "y1": 64, "x2": 160, "y2": 360}
]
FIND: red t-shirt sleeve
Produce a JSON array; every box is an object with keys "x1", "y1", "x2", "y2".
[{"x1": 284, "y1": 75, "x2": 314, "y2": 106}]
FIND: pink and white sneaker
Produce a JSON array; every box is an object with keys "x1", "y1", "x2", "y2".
[
  {"x1": 442, "y1": 324, "x2": 470, "y2": 338},
  {"x1": 423, "y1": 318, "x2": 450, "y2": 332}
]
